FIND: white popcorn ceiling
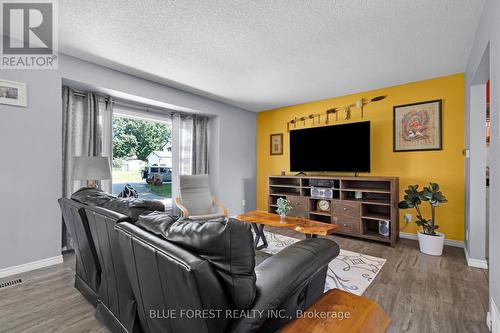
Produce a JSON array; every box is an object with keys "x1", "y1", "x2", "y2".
[{"x1": 59, "y1": 0, "x2": 484, "y2": 112}]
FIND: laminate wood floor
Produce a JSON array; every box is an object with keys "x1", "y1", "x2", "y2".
[
  {"x1": 0, "y1": 255, "x2": 106, "y2": 333},
  {"x1": 0, "y1": 232, "x2": 489, "y2": 333},
  {"x1": 268, "y1": 228, "x2": 490, "y2": 333}
]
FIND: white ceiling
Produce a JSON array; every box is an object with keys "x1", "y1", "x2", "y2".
[{"x1": 59, "y1": 0, "x2": 484, "y2": 112}]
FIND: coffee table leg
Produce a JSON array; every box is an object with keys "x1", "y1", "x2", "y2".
[{"x1": 252, "y1": 223, "x2": 268, "y2": 250}]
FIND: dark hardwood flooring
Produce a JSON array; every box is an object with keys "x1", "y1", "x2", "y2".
[{"x1": 0, "y1": 231, "x2": 489, "y2": 333}]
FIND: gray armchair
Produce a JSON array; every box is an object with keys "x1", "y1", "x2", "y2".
[{"x1": 175, "y1": 174, "x2": 228, "y2": 219}]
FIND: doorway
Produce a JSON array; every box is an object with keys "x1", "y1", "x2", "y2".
[{"x1": 465, "y1": 44, "x2": 489, "y2": 266}]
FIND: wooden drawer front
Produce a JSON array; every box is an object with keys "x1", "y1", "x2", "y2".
[
  {"x1": 332, "y1": 201, "x2": 361, "y2": 219},
  {"x1": 332, "y1": 216, "x2": 360, "y2": 235},
  {"x1": 287, "y1": 195, "x2": 309, "y2": 218}
]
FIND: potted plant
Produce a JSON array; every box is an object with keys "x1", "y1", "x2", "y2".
[
  {"x1": 398, "y1": 183, "x2": 448, "y2": 256},
  {"x1": 276, "y1": 197, "x2": 293, "y2": 221}
]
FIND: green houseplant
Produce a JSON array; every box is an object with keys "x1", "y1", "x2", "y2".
[
  {"x1": 398, "y1": 183, "x2": 448, "y2": 255},
  {"x1": 276, "y1": 197, "x2": 293, "y2": 221}
]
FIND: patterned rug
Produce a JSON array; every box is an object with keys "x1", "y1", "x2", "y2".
[{"x1": 257, "y1": 231, "x2": 386, "y2": 296}]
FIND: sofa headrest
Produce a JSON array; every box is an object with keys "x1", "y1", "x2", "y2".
[
  {"x1": 136, "y1": 213, "x2": 256, "y2": 309},
  {"x1": 71, "y1": 187, "x2": 116, "y2": 206},
  {"x1": 71, "y1": 187, "x2": 165, "y2": 221}
]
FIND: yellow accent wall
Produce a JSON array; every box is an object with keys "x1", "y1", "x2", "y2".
[{"x1": 257, "y1": 74, "x2": 465, "y2": 241}]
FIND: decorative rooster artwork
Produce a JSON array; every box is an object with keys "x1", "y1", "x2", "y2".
[
  {"x1": 394, "y1": 100, "x2": 442, "y2": 152},
  {"x1": 401, "y1": 109, "x2": 430, "y2": 141}
]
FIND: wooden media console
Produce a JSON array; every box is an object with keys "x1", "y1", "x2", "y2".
[{"x1": 268, "y1": 175, "x2": 399, "y2": 246}]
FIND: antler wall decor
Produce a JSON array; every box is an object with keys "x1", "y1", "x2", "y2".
[{"x1": 287, "y1": 95, "x2": 386, "y2": 131}]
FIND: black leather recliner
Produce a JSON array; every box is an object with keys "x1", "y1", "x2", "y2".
[
  {"x1": 84, "y1": 205, "x2": 142, "y2": 333},
  {"x1": 115, "y1": 220, "x2": 340, "y2": 333},
  {"x1": 60, "y1": 190, "x2": 340, "y2": 333},
  {"x1": 58, "y1": 198, "x2": 101, "y2": 305},
  {"x1": 60, "y1": 188, "x2": 165, "y2": 332}
]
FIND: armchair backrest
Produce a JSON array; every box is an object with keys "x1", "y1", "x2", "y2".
[
  {"x1": 179, "y1": 174, "x2": 214, "y2": 215},
  {"x1": 115, "y1": 222, "x2": 231, "y2": 333}
]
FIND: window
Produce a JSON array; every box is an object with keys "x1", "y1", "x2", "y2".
[{"x1": 112, "y1": 111, "x2": 172, "y2": 206}]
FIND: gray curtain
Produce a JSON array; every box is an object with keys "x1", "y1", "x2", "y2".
[
  {"x1": 171, "y1": 114, "x2": 209, "y2": 215},
  {"x1": 192, "y1": 115, "x2": 209, "y2": 174},
  {"x1": 61, "y1": 86, "x2": 112, "y2": 249},
  {"x1": 171, "y1": 113, "x2": 193, "y2": 215}
]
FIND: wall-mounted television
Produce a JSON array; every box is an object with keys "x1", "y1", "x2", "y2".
[{"x1": 289, "y1": 121, "x2": 370, "y2": 172}]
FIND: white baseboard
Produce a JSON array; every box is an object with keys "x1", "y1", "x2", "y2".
[
  {"x1": 464, "y1": 248, "x2": 488, "y2": 269},
  {"x1": 0, "y1": 255, "x2": 63, "y2": 279},
  {"x1": 399, "y1": 232, "x2": 464, "y2": 248},
  {"x1": 492, "y1": 298, "x2": 500, "y2": 333}
]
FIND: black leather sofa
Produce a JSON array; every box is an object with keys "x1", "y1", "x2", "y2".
[
  {"x1": 85, "y1": 205, "x2": 141, "y2": 333},
  {"x1": 60, "y1": 188, "x2": 163, "y2": 333},
  {"x1": 58, "y1": 198, "x2": 101, "y2": 305},
  {"x1": 59, "y1": 188, "x2": 340, "y2": 333},
  {"x1": 116, "y1": 219, "x2": 339, "y2": 333}
]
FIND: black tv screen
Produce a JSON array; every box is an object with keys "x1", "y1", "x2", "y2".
[{"x1": 290, "y1": 121, "x2": 370, "y2": 172}]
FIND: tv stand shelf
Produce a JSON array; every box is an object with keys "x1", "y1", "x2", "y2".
[{"x1": 268, "y1": 175, "x2": 399, "y2": 246}]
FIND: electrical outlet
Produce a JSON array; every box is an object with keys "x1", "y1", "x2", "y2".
[
  {"x1": 466, "y1": 230, "x2": 469, "y2": 241},
  {"x1": 242, "y1": 199, "x2": 246, "y2": 207},
  {"x1": 404, "y1": 214, "x2": 412, "y2": 223}
]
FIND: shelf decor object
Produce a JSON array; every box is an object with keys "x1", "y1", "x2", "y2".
[
  {"x1": 275, "y1": 197, "x2": 293, "y2": 220},
  {"x1": 270, "y1": 133, "x2": 283, "y2": 155},
  {"x1": 286, "y1": 95, "x2": 386, "y2": 131},
  {"x1": 0, "y1": 79, "x2": 27, "y2": 107},
  {"x1": 268, "y1": 175, "x2": 399, "y2": 246},
  {"x1": 393, "y1": 99, "x2": 442, "y2": 152}
]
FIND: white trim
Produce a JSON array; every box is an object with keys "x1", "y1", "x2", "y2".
[
  {"x1": 464, "y1": 248, "x2": 488, "y2": 269},
  {"x1": 489, "y1": 298, "x2": 500, "y2": 333},
  {"x1": 399, "y1": 232, "x2": 464, "y2": 248},
  {"x1": 0, "y1": 256, "x2": 63, "y2": 279},
  {"x1": 492, "y1": 298, "x2": 500, "y2": 333}
]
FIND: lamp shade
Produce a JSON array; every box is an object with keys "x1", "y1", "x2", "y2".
[{"x1": 72, "y1": 156, "x2": 111, "y2": 181}]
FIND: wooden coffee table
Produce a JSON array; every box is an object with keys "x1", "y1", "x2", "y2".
[
  {"x1": 236, "y1": 210, "x2": 338, "y2": 249},
  {"x1": 279, "y1": 288, "x2": 391, "y2": 333}
]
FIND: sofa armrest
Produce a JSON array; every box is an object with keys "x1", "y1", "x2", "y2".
[{"x1": 230, "y1": 238, "x2": 339, "y2": 333}]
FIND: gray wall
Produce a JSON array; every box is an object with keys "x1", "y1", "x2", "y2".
[
  {"x1": 0, "y1": 69, "x2": 62, "y2": 270},
  {"x1": 0, "y1": 53, "x2": 256, "y2": 270},
  {"x1": 465, "y1": 0, "x2": 500, "y2": 316}
]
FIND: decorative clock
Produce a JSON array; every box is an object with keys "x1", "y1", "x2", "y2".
[{"x1": 317, "y1": 200, "x2": 330, "y2": 212}]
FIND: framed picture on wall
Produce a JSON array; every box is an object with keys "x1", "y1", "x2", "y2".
[
  {"x1": 393, "y1": 99, "x2": 442, "y2": 152},
  {"x1": 0, "y1": 79, "x2": 27, "y2": 107},
  {"x1": 270, "y1": 133, "x2": 283, "y2": 155}
]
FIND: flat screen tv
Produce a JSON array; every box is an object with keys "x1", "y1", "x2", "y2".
[{"x1": 290, "y1": 121, "x2": 370, "y2": 172}]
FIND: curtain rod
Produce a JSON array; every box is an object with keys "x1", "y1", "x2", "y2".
[
  {"x1": 70, "y1": 89, "x2": 110, "y2": 101},
  {"x1": 69, "y1": 88, "x2": 171, "y2": 114},
  {"x1": 67, "y1": 87, "x2": 208, "y2": 119}
]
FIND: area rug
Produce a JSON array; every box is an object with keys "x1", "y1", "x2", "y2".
[{"x1": 257, "y1": 231, "x2": 386, "y2": 296}]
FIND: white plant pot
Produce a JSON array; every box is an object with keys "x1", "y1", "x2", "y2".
[{"x1": 417, "y1": 231, "x2": 445, "y2": 256}]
